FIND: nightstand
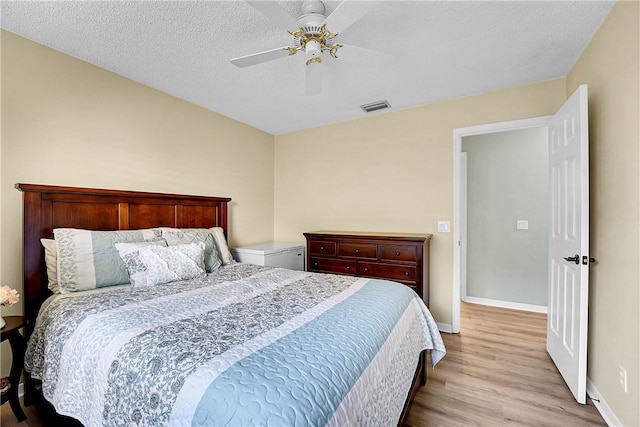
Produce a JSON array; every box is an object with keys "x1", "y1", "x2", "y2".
[
  {"x1": 232, "y1": 243, "x2": 305, "y2": 271},
  {"x1": 1, "y1": 315, "x2": 27, "y2": 421}
]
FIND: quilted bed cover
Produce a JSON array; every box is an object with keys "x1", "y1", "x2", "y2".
[{"x1": 25, "y1": 264, "x2": 446, "y2": 427}]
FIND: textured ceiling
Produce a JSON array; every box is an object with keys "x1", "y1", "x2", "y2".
[{"x1": 1, "y1": 1, "x2": 614, "y2": 135}]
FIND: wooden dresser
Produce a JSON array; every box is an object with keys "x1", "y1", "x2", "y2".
[{"x1": 303, "y1": 231, "x2": 432, "y2": 307}]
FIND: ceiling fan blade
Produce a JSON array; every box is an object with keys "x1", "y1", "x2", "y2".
[
  {"x1": 322, "y1": 1, "x2": 380, "y2": 35},
  {"x1": 305, "y1": 60, "x2": 322, "y2": 96},
  {"x1": 246, "y1": 1, "x2": 300, "y2": 32},
  {"x1": 230, "y1": 46, "x2": 294, "y2": 68},
  {"x1": 334, "y1": 43, "x2": 393, "y2": 67}
]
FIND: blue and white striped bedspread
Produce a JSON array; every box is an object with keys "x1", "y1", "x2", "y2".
[{"x1": 25, "y1": 264, "x2": 445, "y2": 426}]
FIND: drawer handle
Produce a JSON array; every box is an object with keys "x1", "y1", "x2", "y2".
[
  {"x1": 364, "y1": 267, "x2": 369, "y2": 273},
  {"x1": 396, "y1": 251, "x2": 401, "y2": 256},
  {"x1": 404, "y1": 271, "x2": 410, "y2": 276},
  {"x1": 354, "y1": 248, "x2": 360, "y2": 254},
  {"x1": 346, "y1": 265, "x2": 351, "y2": 270},
  {"x1": 313, "y1": 262, "x2": 318, "y2": 267},
  {"x1": 320, "y1": 246, "x2": 324, "y2": 251}
]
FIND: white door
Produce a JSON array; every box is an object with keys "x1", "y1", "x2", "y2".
[{"x1": 547, "y1": 84, "x2": 590, "y2": 404}]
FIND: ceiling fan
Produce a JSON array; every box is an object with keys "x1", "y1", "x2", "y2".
[{"x1": 230, "y1": 0, "x2": 387, "y2": 95}]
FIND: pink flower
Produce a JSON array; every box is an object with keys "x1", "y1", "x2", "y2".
[{"x1": 0, "y1": 286, "x2": 20, "y2": 307}]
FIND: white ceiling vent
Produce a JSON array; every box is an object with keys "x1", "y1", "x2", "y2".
[{"x1": 360, "y1": 100, "x2": 391, "y2": 113}]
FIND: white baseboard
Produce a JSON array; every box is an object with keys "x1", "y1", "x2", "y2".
[
  {"x1": 463, "y1": 296, "x2": 547, "y2": 314},
  {"x1": 587, "y1": 377, "x2": 622, "y2": 427},
  {"x1": 437, "y1": 322, "x2": 453, "y2": 333}
]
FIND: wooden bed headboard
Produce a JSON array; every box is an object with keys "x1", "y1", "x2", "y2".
[{"x1": 16, "y1": 183, "x2": 231, "y2": 335}]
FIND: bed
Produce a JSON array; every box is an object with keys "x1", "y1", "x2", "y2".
[{"x1": 17, "y1": 183, "x2": 445, "y2": 426}]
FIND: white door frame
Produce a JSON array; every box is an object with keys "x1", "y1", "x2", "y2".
[
  {"x1": 460, "y1": 151, "x2": 467, "y2": 303},
  {"x1": 452, "y1": 116, "x2": 552, "y2": 333}
]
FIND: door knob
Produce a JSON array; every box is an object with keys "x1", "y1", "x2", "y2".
[{"x1": 563, "y1": 254, "x2": 580, "y2": 264}]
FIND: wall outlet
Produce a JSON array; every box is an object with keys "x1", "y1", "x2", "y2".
[
  {"x1": 618, "y1": 365, "x2": 628, "y2": 393},
  {"x1": 516, "y1": 220, "x2": 529, "y2": 230},
  {"x1": 437, "y1": 221, "x2": 450, "y2": 233}
]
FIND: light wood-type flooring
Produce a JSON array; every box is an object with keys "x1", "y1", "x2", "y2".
[
  {"x1": 406, "y1": 302, "x2": 606, "y2": 426},
  {"x1": 1, "y1": 302, "x2": 606, "y2": 426}
]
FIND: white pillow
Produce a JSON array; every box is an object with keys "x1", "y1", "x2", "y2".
[
  {"x1": 114, "y1": 240, "x2": 168, "y2": 287},
  {"x1": 40, "y1": 238, "x2": 60, "y2": 294},
  {"x1": 137, "y1": 242, "x2": 206, "y2": 286},
  {"x1": 209, "y1": 227, "x2": 235, "y2": 265}
]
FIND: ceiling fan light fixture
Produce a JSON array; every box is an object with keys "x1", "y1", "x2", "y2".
[
  {"x1": 360, "y1": 100, "x2": 391, "y2": 113},
  {"x1": 233, "y1": 0, "x2": 384, "y2": 94}
]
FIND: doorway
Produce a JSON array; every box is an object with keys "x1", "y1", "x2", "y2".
[
  {"x1": 462, "y1": 127, "x2": 549, "y2": 311},
  {"x1": 452, "y1": 116, "x2": 551, "y2": 333}
]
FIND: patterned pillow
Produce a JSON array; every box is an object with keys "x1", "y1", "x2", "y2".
[
  {"x1": 136, "y1": 242, "x2": 206, "y2": 286},
  {"x1": 161, "y1": 229, "x2": 222, "y2": 272},
  {"x1": 209, "y1": 227, "x2": 235, "y2": 265},
  {"x1": 53, "y1": 228, "x2": 159, "y2": 293},
  {"x1": 114, "y1": 240, "x2": 168, "y2": 287},
  {"x1": 40, "y1": 238, "x2": 60, "y2": 294}
]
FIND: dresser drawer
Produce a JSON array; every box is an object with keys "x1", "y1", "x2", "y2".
[
  {"x1": 338, "y1": 242, "x2": 377, "y2": 259},
  {"x1": 309, "y1": 257, "x2": 356, "y2": 275},
  {"x1": 380, "y1": 244, "x2": 418, "y2": 263},
  {"x1": 359, "y1": 262, "x2": 416, "y2": 282},
  {"x1": 304, "y1": 231, "x2": 431, "y2": 307},
  {"x1": 308, "y1": 240, "x2": 337, "y2": 256}
]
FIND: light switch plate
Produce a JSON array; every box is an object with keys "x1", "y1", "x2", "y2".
[
  {"x1": 517, "y1": 220, "x2": 529, "y2": 230},
  {"x1": 438, "y1": 221, "x2": 450, "y2": 233}
]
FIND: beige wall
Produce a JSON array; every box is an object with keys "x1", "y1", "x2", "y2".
[
  {"x1": 274, "y1": 78, "x2": 566, "y2": 323},
  {"x1": 1, "y1": 31, "x2": 275, "y2": 372},
  {"x1": 567, "y1": 2, "x2": 640, "y2": 425}
]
